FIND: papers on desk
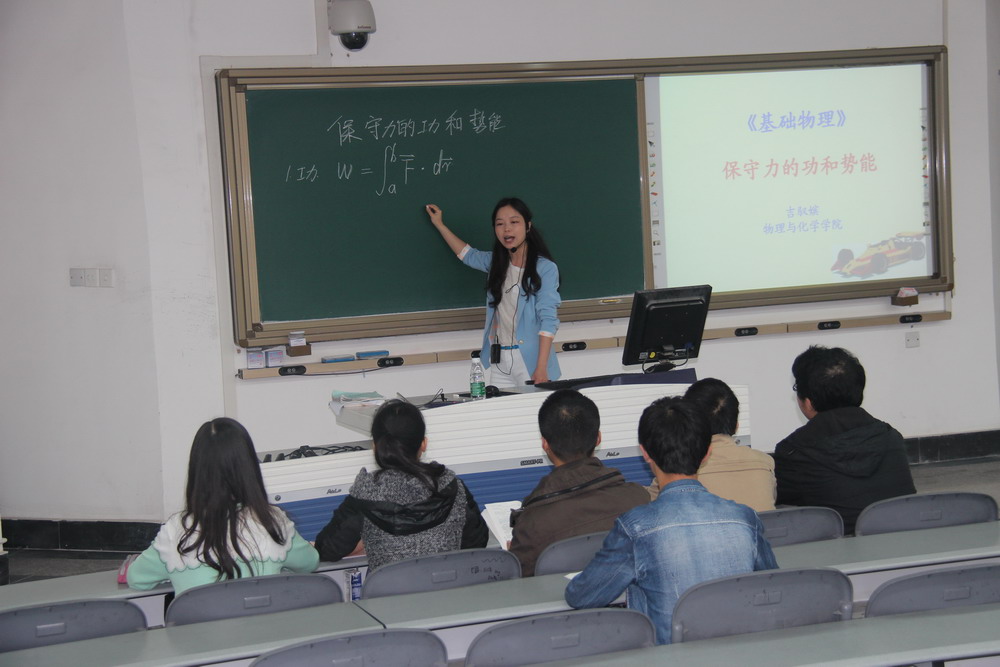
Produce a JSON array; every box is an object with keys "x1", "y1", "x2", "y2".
[
  {"x1": 482, "y1": 500, "x2": 522, "y2": 549},
  {"x1": 328, "y1": 391, "x2": 385, "y2": 416}
]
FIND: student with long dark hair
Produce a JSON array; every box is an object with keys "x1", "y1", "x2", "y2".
[
  {"x1": 425, "y1": 198, "x2": 561, "y2": 385},
  {"x1": 127, "y1": 418, "x2": 318, "y2": 594},
  {"x1": 315, "y1": 400, "x2": 488, "y2": 570}
]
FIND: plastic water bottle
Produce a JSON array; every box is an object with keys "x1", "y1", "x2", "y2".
[{"x1": 470, "y1": 357, "x2": 486, "y2": 400}]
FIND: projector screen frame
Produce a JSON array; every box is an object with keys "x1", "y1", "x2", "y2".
[{"x1": 635, "y1": 45, "x2": 953, "y2": 311}]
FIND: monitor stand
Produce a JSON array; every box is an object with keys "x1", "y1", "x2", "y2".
[{"x1": 644, "y1": 361, "x2": 677, "y2": 373}]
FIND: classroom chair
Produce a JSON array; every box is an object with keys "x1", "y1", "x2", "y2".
[
  {"x1": 533, "y1": 531, "x2": 609, "y2": 576},
  {"x1": 249, "y1": 628, "x2": 447, "y2": 667},
  {"x1": 670, "y1": 567, "x2": 853, "y2": 644},
  {"x1": 758, "y1": 506, "x2": 844, "y2": 546},
  {"x1": 360, "y1": 548, "x2": 520, "y2": 599},
  {"x1": 164, "y1": 573, "x2": 342, "y2": 626},
  {"x1": 865, "y1": 563, "x2": 1000, "y2": 618},
  {"x1": 0, "y1": 599, "x2": 146, "y2": 653},
  {"x1": 464, "y1": 608, "x2": 655, "y2": 667},
  {"x1": 854, "y1": 492, "x2": 998, "y2": 536}
]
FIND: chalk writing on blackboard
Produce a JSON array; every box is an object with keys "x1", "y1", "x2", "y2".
[
  {"x1": 284, "y1": 144, "x2": 456, "y2": 196},
  {"x1": 285, "y1": 109, "x2": 508, "y2": 195},
  {"x1": 327, "y1": 109, "x2": 506, "y2": 145}
]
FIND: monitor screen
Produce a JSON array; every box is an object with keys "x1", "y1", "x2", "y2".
[{"x1": 621, "y1": 285, "x2": 712, "y2": 369}]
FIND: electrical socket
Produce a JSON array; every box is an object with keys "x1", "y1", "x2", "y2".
[
  {"x1": 905, "y1": 331, "x2": 920, "y2": 348},
  {"x1": 70, "y1": 266, "x2": 116, "y2": 288},
  {"x1": 98, "y1": 268, "x2": 114, "y2": 288}
]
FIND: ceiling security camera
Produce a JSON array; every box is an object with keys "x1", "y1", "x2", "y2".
[{"x1": 328, "y1": 0, "x2": 376, "y2": 51}]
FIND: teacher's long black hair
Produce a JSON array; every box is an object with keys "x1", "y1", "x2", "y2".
[{"x1": 486, "y1": 197, "x2": 556, "y2": 308}]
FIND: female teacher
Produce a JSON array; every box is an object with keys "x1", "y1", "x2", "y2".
[{"x1": 425, "y1": 198, "x2": 561, "y2": 386}]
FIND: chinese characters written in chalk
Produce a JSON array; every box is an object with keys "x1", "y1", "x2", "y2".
[
  {"x1": 747, "y1": 109, "x2": 847, "y2": 133},
  {"x1": 327, "y1": 108, "x2": 506, "y2": 146},
  {"x1": 283, "y1": 107, "x2": 506, "y2": 195},
  {"x1": 724, "y1": 153, "x2": 877, "y2": 180},
  {"x1": 763, "y1": 204, "x2": 843, "y2": 235},
  {"x1": 286, "y1": 165, "x2": 319, "y2": 183}
]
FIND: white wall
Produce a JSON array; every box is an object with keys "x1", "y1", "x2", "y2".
[
  {"x1": 0, "y1": 0, "x2": 996, "y2": 523},
  {"x1": 990, "y1": 0, "x2": 1000, "y2": 392}
]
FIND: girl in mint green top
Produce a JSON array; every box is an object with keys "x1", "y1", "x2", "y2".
[{"x1": 127, "y1": 418, "x2": 318, "y2": 595}]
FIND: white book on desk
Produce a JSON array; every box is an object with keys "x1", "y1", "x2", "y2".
[{"x1": 483, "y1": 500, "x2": 521, "y2": 548}]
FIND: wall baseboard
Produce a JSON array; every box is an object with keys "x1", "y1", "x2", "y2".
[
  {"x1": 4, "y1": 429, "x2": 999, "y2": 552},
  {"x1": 3, "y1": 519, "x2": 159, "y2": 552},
  {"x1": 905, "y1": 430, "x2": 1000, "y2": 464}
]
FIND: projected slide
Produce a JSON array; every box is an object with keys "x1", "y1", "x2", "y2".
[{"x1": 646, "y1": 64, "x2": 933, "y2": 293}]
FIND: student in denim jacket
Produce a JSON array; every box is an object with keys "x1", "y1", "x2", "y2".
[{"x1": 565, "y1": 396, "x2": 777, "y2": 644}]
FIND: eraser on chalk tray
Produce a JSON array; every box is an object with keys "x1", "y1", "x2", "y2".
[
  {"x1": 356, "y1": 350, "x2": 390, "y2": 359},
  {"x1": 323, "y1": 354, "x2": 356, "y2": 363}
]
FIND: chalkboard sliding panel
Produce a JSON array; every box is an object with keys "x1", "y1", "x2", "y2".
[{"x1": 219, "y1": 65, "x2": 646, "y2": 347}]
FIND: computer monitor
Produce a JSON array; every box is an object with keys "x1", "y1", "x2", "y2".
[{"x1": 621, "y1": 285, "x2": 712, "y2": 372}]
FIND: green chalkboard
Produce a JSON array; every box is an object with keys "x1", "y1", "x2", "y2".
[{"x1": 229, "y1": 75, "x2": 644, "y2": 341}]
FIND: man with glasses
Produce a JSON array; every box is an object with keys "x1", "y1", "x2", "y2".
[{"x1": 773, "y1": 345, "x2": 915, "y2": 534}]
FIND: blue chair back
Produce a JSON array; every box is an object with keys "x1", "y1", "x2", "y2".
[
  {"x1": 165, "y1": 573, "x2": 342, "y2": 626},
  {"x1": 758, "y1": 506, "x2": 844, "y2": 546},
  {"x1": 855, "y1": 492, "x2": 998, "y2": 536},
  {"x1": 534, "y1": 531, "x2": 609, "y2": 576},
  {"x1": 671, "y1": 567, "x2": 853, "y2": 643},
  {"x1": 866, "y1": 563, "x2": 1000, "y2": 617},
  {"x1": 250, "y1": 628, "x2": 447, "y2": 666},
  {"x1": 0, "y1": 599, "x2": 145, "y2": 653},
  {"x1": 465, "y1": 608, "x2": 655, "y2": 666},
  {"x1": 361, "y1": 548, "x2": 520, "y2": 599}
]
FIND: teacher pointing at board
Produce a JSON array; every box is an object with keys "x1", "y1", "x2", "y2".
[{"x1": 425, "y1": 198, "x2": 561, "y2": 386}]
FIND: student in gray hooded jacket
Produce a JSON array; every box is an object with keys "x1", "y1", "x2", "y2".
[{"x1": 315, "y1": 399, "x2": 488, "y2": 571}]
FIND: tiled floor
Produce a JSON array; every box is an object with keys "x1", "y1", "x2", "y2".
[{"x1": 4, "y1": 456, "x2": 1000, "y2": 584}]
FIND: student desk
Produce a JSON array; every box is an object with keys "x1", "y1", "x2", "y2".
[
  {"x1": 0, "y1": 601, "x2": 381, "y2": 667},
  {"x1": 0, "y1": 575, "x2": 572, "y2": 665},
  {"x1": 534, "y1": 603, "x2": 1000, "y2": 666},
  {"x1": 0, "y1": 558, "x2": 367, "y2": 628},
  {"x1": 0, "y1": 570, "x2": 172, "y2": 627},
  {"x1": 773, "y1": 521, "x2": 1000, "y2": 603},
  {"x1": 354, "y1": 573, "x2": 573, "y2": 660}
]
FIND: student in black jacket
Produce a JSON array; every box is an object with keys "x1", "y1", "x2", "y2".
[{"x1": 773, "y1": 346, "x2": 916, "y2": 534}]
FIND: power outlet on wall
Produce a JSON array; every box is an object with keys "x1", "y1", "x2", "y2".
[
  {"x1": 69, "y1": 267, "x2": 115, "y2": 288},
  {"x1": 905, "y1": 331, "x2": 920, "y2": 348}
]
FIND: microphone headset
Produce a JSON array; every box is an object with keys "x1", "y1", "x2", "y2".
[{"x1": 509, "y1": 222, "x2": 531, "y2": 254}]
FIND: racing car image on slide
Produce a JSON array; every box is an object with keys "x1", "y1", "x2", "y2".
[{"x1": 831, "y1": 231, "x2": 928, "y2": 278}]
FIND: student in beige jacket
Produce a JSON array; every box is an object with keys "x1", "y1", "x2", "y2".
[{"x1": 648, "y1": 378, "x2": 776, "y2": 512}]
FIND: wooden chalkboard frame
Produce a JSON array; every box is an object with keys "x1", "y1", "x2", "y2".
[{"x1": 217, "y1": 48, "x2": 952, "y2": 347}]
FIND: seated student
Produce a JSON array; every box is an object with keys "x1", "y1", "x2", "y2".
[
  {"x1": 565, "y1": 396, "x2": 777, "y2": 645},
  {"x1": 509, "y1": 389, "x2": 649, "y2": 576},
  {"x1": 647, "y1": 378, "x2": 776, "y2": 512},
  {"x1": 773, "y1": 345, "x2": 915, "y2": 534},
  {"x1": 315, "y1": 399, "x2": 487, "y2": 571},
  {"x1": 127, "y1": 418, "x2": 319, "y2": 595}
]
